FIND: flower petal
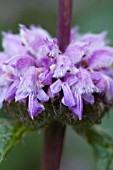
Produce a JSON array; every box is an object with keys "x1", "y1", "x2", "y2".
[
  {"x1": 88, "y1": 47, "x2": 113, "y2": 69},
  {"x1": 28, "y1": 92, "x2": 45, "y2": 119},
  {"x1": 39, "y1": 70, "x2": 52, "y2": 85},
  {"x1": 65, "y1": 42, "x2": 86, "y2": 64},
  {"x1": 62, "y1": 82, "x2": 75, "y2": 107},
  {"x1": 90, "y1": 71, "x2": 107, "y2": 93},
  {"x1": 2, "y1": 32, "x2": 26, "y2": 56},
  {"x1": 79, "y1": 32, "x2": 107, "y2": 45},
  {"x1": 15, "y1": 66, "x2": 40, "y2": 101},
  {"x1": 69, "y1": 92, "x2": 83, "y2": 120},
  {"x1": 0, "y1": 52, "x2": 9, "y2": 64},
  {"x1": 37, "y1": 89, "x2": 49, "y2": 102},
  {"x1": 82, "y1": 93, "x2": 94, "y2": 104},
  {"x1": 53, "y1": 55, "x2": 78, "y2": 78},
  {"x1": 73, "y1": 68, "x2": 99, "y2": 94},
  {"x1": 20, "y1": 24, "x2": 50, "y2": 55},
  {"x1": 5, "y1": 56, "x2": 34, "y2": 76},
  {"x1": 50, "y1": 79, "x2": 62, "y2": 93},
  {"x1": 6, "y1": 80, "x2": 19, "y2": 101},
  {"x1": 64, "y1": 75, "x2": 78, "y2": 86}
]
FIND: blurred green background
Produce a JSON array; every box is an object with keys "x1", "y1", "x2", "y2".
[{"x1": 0, "y1": 0, "x2": 113, "y2": 169}]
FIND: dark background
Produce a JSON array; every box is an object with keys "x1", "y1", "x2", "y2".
[{"x1": 0, "y1": 0, "x2": 113, "y2": 169}]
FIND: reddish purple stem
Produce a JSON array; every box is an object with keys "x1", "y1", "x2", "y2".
[
  {"x1": 41, "y1": 0, "x2": 72, "y2": 170},
  {"x1": 57, "y1": 0, "x2": 72, "y2": 52},
  {"x1": 41, "y1": 122, "x2": 66, "y2": 170}
]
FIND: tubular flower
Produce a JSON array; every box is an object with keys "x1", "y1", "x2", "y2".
[{"x1": 0, "y1": 25, "x2": 113, "y2": 120}]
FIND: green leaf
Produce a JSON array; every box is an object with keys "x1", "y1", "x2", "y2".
[
  {"x1": 86, "y1": 126, "x2": 113, "y2": 170},
  {"x1": 0, "y1": 119, "x2": 28, "y2": 163}
]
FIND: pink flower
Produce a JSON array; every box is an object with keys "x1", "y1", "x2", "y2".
[{"x1": 0, "y1": 25, "x2": 113, "y2": 120}]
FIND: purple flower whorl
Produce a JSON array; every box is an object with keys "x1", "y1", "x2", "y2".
[{"x1": 0, "y1": 25, "x2": 113, "y2": 121}]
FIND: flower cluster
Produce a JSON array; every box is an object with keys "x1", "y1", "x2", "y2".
[{"x1": 0, "y1": 25, "x2": 113, "y2": 120}]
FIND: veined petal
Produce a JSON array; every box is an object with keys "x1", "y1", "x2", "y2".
[
  {"x1": 100, "y1": 68, "x2": 113, "y2": 78},
  {"x1": 88, "y1": 47, "x2": 113, "y2": 69},
  {"x1": 53, "y1": 55, "x2": 78, "y2": 78},
  {"x1": 28, "y1": 92, "x2": 45, "y2": 119},
  {"x1": 6, "y1": 80, "x2": 19, "y2": 101},
  {"x1": 64, "y1": 75, "x2": 78, "y2": 86},
  {"x1": 44, "y1": 38, "x2": 59, "y2": 57},
  {"x1": 90, "y1": 71, "x2": 101, "y2": 82},
  {"x1": 15, "y1": 90, "x2": 29, "y2": 102},
  {"x1": 0, "y1": 53, "x2": 10, "y2": 64},
  {"x1": 50, "y1": 79, "x2": 62, "y2": 93},
  {"x1": 37, "y1": 89, "x2": 49, "y2": 102},
  {"x1": 15, "y1": 66, "x2": 40, "y2": 101},
  {"x1": 73, "y1": 68, "x2": 99, "y2": 94},
  {"x1": 91, "y1": 71, "x2": 113, "y2": 100},
  {"x1": 65, "y1": 42, "x2": 86, "y2": 64},
  {"x1": 5, "y1": 56, "x2": 34, "y2": 76},
  {"x1": 82, "y1": 93, "x2": 94, "y2": 104},
  {"x1": 79, "y1": 32, "x2": 107, "y2": 59},
  {"x1": 20, "y1": 24, "x2": 50, "y2": 55},
  {"x1": 30, "y1": 25, "x2": 51, "y2": 38},
  {"x1": 69, "y1": 92, "x2": 83, "y2": 120},
  {"x1": 39, "y1": 70, "x2": 52, "y2": 85},
  {"x1": 34, "y1": 38, "x2": 59, "y2": 67},
  {"x1": 90, "y1": 71, "x2": 107, "y2": 93},
  {"x1": 2, "y1": 32, "x2": 27, "y2": 56},
  {"x1": 79, "y1": 32, "x2": 107, "y2": 45},
  {"x1": 62, "y1": 82, "x2": 75, "y2": 107}
]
